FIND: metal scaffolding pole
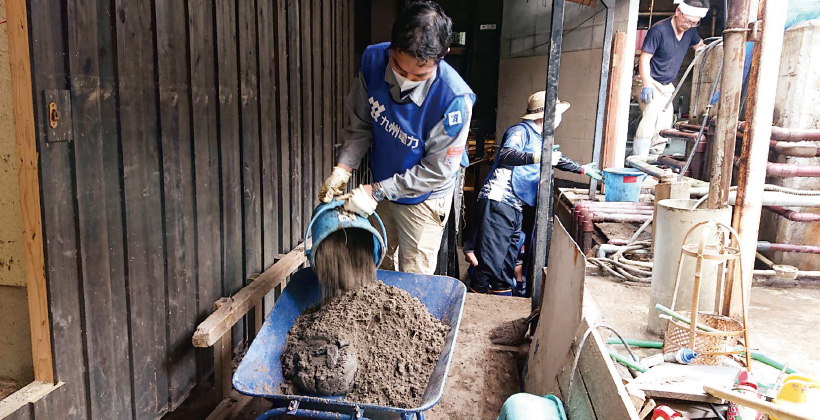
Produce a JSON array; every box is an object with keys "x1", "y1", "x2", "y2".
[
  {"x1": 530, "y1": 0, "x2": 565, "y2": 312},
  {"x1": 708, "y1": 0, "x2": 752, "y2": 209},
  {"x1": 727, "y1": 0, "x2": 787, "y2": 317}
]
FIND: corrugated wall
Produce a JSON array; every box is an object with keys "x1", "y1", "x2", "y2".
[{"x1": 12, "y1": 0, "x2": 355, "y2": 419}]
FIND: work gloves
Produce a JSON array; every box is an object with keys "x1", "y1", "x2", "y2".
[
  {"x1": 343, "y1": 185, "x2": 378, "y2": 217},
  {"x1": 581, "y1": 163, "x2": 603, "y2": 182},
  {"x1": 319, "y1": 166, "x2": 352, "y2": 203},
  {"x1": 532, "y1": 145, "x2": 562, "y2": 165},
  {"x1": 640, "y1": 87, "x2": 654, "y2": 104}
]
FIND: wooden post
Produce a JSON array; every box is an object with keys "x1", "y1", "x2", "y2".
[
  {"x1": 7, "y1": 0, "x2": 55, "y2": 384},
  {"x1": 601, "y1": 32, "x2": 627, "y2": 171},
  {"x1": 213, "y1": 298, "x2": 232, "y2": 404}
]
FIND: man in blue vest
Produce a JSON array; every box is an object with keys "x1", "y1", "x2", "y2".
[
  {"x1": 318, "y1": 0, "x2": 475, "y2": 275},
  {"x1": 464, "y1": 92, "x2": 602, "y2": 295}
]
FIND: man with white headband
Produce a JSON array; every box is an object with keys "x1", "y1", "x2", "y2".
[{"x1": 633, "y1": 0, "x2": 708, "y2": 157}]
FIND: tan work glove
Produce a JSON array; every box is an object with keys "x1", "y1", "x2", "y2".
[
  {"x1": 551, "y1": 150, "x2": 562, "y2": 166},
  {"x1": 343, "y1": 185, "x2": 378, "y2": 217},
  {"x1": 532, "y1": 151, "x2": 541, "y2": 164},
  {"x1": 319, "y1": 166, "x2": 352, "y2": 203}
]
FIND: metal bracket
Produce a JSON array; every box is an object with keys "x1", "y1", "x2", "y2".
[
  {"x1": 43, "y1": 90, "x2": 73, "y2": 142},
  {"x1": 747, "y1": 20, "x2": 761, "y2": 42}
]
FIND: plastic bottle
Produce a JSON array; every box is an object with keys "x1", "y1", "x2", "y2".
[{"x1": 642, "y1": 348, "x2": 698, "y2": 367}]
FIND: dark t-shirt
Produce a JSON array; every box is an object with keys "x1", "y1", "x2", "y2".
[{"x1": 641, "y1": 18, "x2": 701, "y2": 84}]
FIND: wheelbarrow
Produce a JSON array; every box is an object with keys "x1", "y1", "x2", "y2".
[{"x1": 232, "y1": 267, "x2": 467, "y2": 420}]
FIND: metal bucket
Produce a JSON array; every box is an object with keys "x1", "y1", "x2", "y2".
[
  {"x1": 648, "y1": 199, "x2": 732, "y2": 335},
  {"x1": 304, "y1": 200, "x2": 388, "y2": 268}
]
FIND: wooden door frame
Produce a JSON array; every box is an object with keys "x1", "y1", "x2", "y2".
[{"x1": 0, "y1": 0, "x2": 60, "y2": 415}]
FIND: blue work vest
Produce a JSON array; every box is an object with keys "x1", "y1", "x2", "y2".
[
  {"x1": 490, "y1": 122, "x2": 542, "y2": 207},
  {"x1": 361, "y1": 42, "x2": 475, "y2": 204}
]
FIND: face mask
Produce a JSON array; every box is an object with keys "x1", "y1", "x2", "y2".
[{"x1": 392, "y1": 68, "x2": 425, "y2": 92}]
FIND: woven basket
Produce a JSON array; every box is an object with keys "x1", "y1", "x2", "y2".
[{"x1": 663, "y1": 311, "x2": 746, "y2": 366}]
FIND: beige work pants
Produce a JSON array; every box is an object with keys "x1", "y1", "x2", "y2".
[
  {"x1": 376, "y1": 194, "x2": 453, "y2": 275},
  {"x1": 634, "y1": 79, "x2": 676, "y2": 156}
]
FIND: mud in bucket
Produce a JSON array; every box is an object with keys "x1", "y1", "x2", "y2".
[
  {"x1": 304, "y1": 200, "x2": 388, "y2": 267},
  {"x1": 603, "y1": 168, "x2": 646, "y2": 202}
]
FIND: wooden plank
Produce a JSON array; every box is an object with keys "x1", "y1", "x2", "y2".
[
  {"x1": 27, "y1": 0, "x2": 88, "y2": 417},
  {"x1": 238, "y1": 0, "x2": 263, "y2": 318},
  {"x1": 258, "y1": 0, "x2": 280, "y2": 271},
  {"x1": 188, "y1": 0, "x2": 223, "y2": 381},
  {"x1": 65, "y1": 0, "x2": 133, "y2": 417},
  {"x1": 274, "y1": 0, "x2": 291, "y2": 251},
  {"x1": 300, "y1": 0, "x2": 314, "y2": 229},
  {"x1": 557, "y1": 348, "x2": 597, "y2": 420},
  {"x1": 204, "y1": 390, "x2": 254, "y2": 420},
  {"x1": 215, "y1": 0, "x2": 246, "y2": 349},
  {"x1": 322, "y1": 0, "x2": 333, "y2": 176},
  {"x1": 576, "y1": 317, "x2": 642, "y2": 419},
  {"x1": 524, "y1": 218, "x2": 585, "y2": 395},
  {"x1": 155, "y1": 0, "x2": 198, "y2": 408},
  {"x1": 6, "y1": 0, "x2": 54, "y2": 385},
  {"x1": 114, "y1": 0, "x2": 170, "y2": 417},
  {"x1": 212, "y1": 298, "x2": 232, "y2": 404},
  {"x1": 631, "y1": 363, "x2": 740, "y2": 404},
  {"x1": 601, "y1": 31, "x2": 626, "y2": 170},
  {"x1": 0, "y1": 382, "x2": 60, "y2": 419},
  {"x1": 311, "y1": 0, "x2": 323, "y2": 201},
  {"x1": 193, "y1": 244, "x2": 305, "y2": 348},
  {"x1": 286, "y1": 0, "x2": 303, "y2": 246}
]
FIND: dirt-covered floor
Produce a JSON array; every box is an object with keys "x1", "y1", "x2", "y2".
[{"x1": 586, "y1": 270, "x2": 820, "y2": 382}]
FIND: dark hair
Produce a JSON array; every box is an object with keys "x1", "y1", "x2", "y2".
[{"x1": 390, "y1": 1, "x2": 452, "y2": 63}]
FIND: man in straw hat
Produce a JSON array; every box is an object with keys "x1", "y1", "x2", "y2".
[
  {"x1": 633, "y1": 0, "x2": 708, "y2": 157},
  {"x1": 464, "y1": 91, "x2": 602, "y2": 295}
]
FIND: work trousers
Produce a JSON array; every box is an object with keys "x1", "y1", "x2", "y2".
[
  {"x1": 634, "y1": 79, "x2": 676, "y2": 156},
  {"x1": 376, "y1": 193, "x2": 453, "y2": 275},
  {"x1": 468, "y1": 198, "x2": 523, "y2": 293}
]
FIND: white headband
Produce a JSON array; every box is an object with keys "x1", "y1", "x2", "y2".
[{"x1": 675, "y1": 0, "x2": 709, "y2": 18}]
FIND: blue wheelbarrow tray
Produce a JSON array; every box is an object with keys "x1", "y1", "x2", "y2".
[{"x1": 233, "y1": 267, "x2": 467, "y2": 420}]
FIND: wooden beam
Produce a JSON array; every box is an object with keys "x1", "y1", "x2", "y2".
[
  {"x1": 6, "y1": 0, "x2": 54, "y2": 384},
  {"x1": 601, "y1": 31, "x2": 627, "y2": 171},
  {"x1": 213, "y1": 298, "x2": 232, "y2": 405},
  {"x1": 205, "y1": 390, "x2": 254, "y2": 420},
  {"x1": 0, "y1": 382, "x2": 62, "y2": 418},
  {"x1": 193, "y1": 244, "x2": 306, "y2": 348}
]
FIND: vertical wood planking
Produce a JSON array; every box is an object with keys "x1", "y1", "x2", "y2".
[
  {"x1": 215, "y1": 0, "x2": 245, "y2": 346},
  {"x1": 258, "y1": 0, "x2": 280, "y2": 269},
  {"x1": 311, "y1": 0, "x2": 323, "y2": 196},
  {"x1": 155, "y1": 0, "x2": 198, "y2": 408},
  {"x1": 188, "y1": 0, "x2": 223, "y2": 380},
  {"x1": 66, "y1": 0, "x2": 133, "y2": 417},
  {"x1": 238, "y1": 0, "x2": 263, "y2": 288},
  {"x1": 274, "y1": 0, "x2": 291, "y2": 252},
  {"x1": 322, "y1": 0, "x2": 333, "y2": 175},
  {"x1": 286, "y1": 0, "x2": 303, "y2": 246},
  {"x1": 5, "y1": 0, "x2": 54, "y2": 384},
  {"x1": 28, "y1": 0, "x2": 88, "y2": 417},
  {"x1": 299, "y1": 0, "x2": 314, "y2": 228},
  {"x1": 114, "y1": 0, "x2": 170, "y2": 417}
]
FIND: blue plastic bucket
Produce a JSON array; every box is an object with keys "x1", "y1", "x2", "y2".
[
  {"x1": 304, "y1": 200, "x2": 388, "y2": 268},
  {"x1": 497, "y1": 393, "x2": 567, "y2": 420},
  {"x1": 603, "y1": 168, "x2": 646, "y2": 202}
]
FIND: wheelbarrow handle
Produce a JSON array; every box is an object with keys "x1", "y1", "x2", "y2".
[{"x1": 255, "y1": 406, "x2": 426, "y2": 420}]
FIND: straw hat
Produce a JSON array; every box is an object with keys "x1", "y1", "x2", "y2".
[{"x1": 521, "y1": 91, "x2": 571, "y2": 121}]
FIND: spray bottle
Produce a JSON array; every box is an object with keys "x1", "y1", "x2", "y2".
[{"x1": 642, "y1": 348, "x2": 698, "y2": 368}]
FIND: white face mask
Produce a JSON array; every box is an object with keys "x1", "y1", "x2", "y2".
[{"x1": 392, "y1": 68, "x2": 425, "y2": 92}]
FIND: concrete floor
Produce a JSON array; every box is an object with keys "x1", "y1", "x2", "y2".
[{"x1": 585, "y1": 270, "x2": 820, "y2": 382}]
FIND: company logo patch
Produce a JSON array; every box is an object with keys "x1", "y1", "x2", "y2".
[
  {"x1": 448, "y1": 110, "x2": 462, "y2": 126},
  {"x1": 444, "y1": 146, "x2": 464, "y2": 166}
]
